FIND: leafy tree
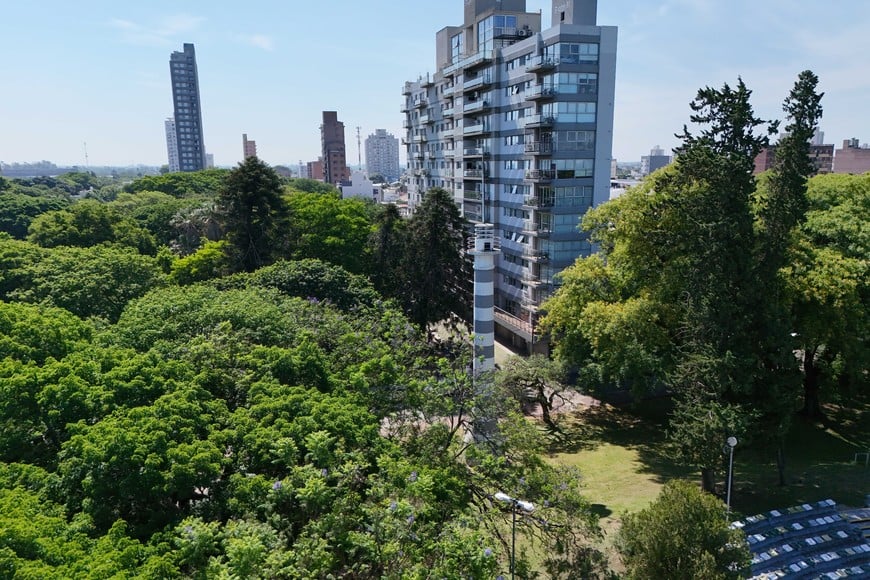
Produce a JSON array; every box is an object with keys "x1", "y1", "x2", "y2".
[
  {"x1": 218, "y1": 157, "x2": 289, "y2": 272},
  {"x1": 58, "y1": 387, "x2": 228, "y2": 537},
  {"x1": 9, "y1": 244, "x2": 164, "y2": 322},
  {"x1": 617, "y1": 480, "x2": 750, "y2": 579},
  {"x1": 124, "y1": 168, "x2": 229, "y2": 198},
  {"x1": 0, "y1": 301, "x2": 92, "y2": 364},
  {"x1": 284, "y1": 191, "x2": 375, "y2": 275},
  {"x1": 27, "y1": 199, "x2": 157, "y2": 255},
  {"x1": 0, "y1": 191, "x2": 70, "y2": 238},
  {"x1": 785, "y1": 172, "x2": 869, "y2": 417},
  {"x1": 368, "y1": 203, "x2": 408, "y2": 298},
  {"x1": 495, "y1": 355, "x2": 571, "y2": 431},
  {"x1": 286, "y1": 178, "x2": 339, "y2": 195},
  {"x1": 403, "y1": 187, "x2": 472, "y2": 331},
  {"x1": 542, "y1": 73, "x2": 826, "y2": 491},
  {"x1": 169, "y1": 240, "x2": 232, "y2": 285}
]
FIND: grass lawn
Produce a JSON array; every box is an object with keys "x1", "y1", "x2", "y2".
[{"x1": 543, "y1": 394, "x2": 870, "y2": 562}]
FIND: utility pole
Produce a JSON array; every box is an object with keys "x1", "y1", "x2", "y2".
[{"x1": 356, "y1": 126, "x2": 362, "y2": 170}]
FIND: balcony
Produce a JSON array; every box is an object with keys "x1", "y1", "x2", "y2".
[
  {"x1": 412, "y1": 150, "x2": 424, "y2": 159},
  {"x1": 419, "y1": 114, "x2": 432, "y2": 124},
  {"x1": 414, "y1": 168, "x2": 431, "y2": 177},
  {"x1": 463, "y1": 147, "x2": 490, "y2": 157},
  {"x1": 443, "y1": 85, "x2": 455, "y2": 97},
  {"x1": 402, "y1": 119, "x2": 412, "y2": 129},
  {"x1": 414, "y1": 98, "x2": 428, "y2": 109},
  {"x1": 463, "y1": 169, "x2": 486, "y2": 179},
  {"x1": 442, "y1": 107, "x2": 455, "y2": 117},
  {"x1": 524, "y1": 169, "x2": 555, "y2": 183},
  {"x1": 522, "y1": 247, "x2": 550, "y2": 262},
  {"x1": 420, "y1": 74, "x2": 434, "y2": 88},
  {"x1": 463, "y1": 189, "x2": 483, "y2": 201},
  {"x1": 525, "y1": 86, "x2": 558, "y2": 101},
  {"x1": 526, "y1": 55, "x2": 557, "y2": 73},
  {"x1": 494, "y1": 307, "x2": 534, "y2": 341},
  {"x1": 524, "y1": 114, "x2": 556, "y2": 128},
  {"x1": 463, "y1": 99, "x2": 490, "y2": 113},
  {"x1": 444, "y1": 148, "x2": 456, "y2": 158},
  {"x1": 412, "y1": 134, "x2": 427, "y2": 143},
  {"x1": 522, "y1": 195, "x2": 554, "y2": 208},
  {"x1": 400, "y1": 103, "x2": 410, "y2": 113},
  {"x1": 522, "y1": 220, "x2": 552, "y2": 237},
  {"x1": 524, "y1": 141, "x2": 553, "y2": 155},
  {"x1": 463, "y1": 74, "x2": 492, "y2": 91},
  {"x1": 402, "y1": 82, "x2": 412, "y2": 95},
  {"x1": 463, "y1": 123, "x2": 489, "y2": 136},
  {"x1": 462, "y1": 50, "x2": 493, "y2": 71}
]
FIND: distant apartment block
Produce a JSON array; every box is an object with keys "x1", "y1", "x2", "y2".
[
  {"x1": 640, "y1": 145, "x2": 672, "y2": 176},
  {"x1": 169, "y1": 43, "x2": 207, "y2": 172},
  {"x1": 164, "y1": 117, "x2": 180, "y2": 172},
  {"x1": 401, "y1": 0, "x2": 617, "y2": 352},
  {"x1": 321, "y1": 111, "x2": 350, "y2": 185},
  {"x1": 243, "y1": 134, "x2": 257, "y2": 159},
  {"x1": 206, "y1": 154, "x2": 215, "y2": 169},
  {"x1": 834, "y1": 138, "x2": 870, "y2": 174},
  {"x1": 810, "y1": 144, "x2": 834, "y2": 174},
  {"x1": 307, "y1": 159, "x2": 325, "y2": 181},
  {"x1": 365, "y1": 129, "x2": 400, "y2": 181}
]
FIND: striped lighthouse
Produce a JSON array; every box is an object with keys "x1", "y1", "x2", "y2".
[{"x1": 468, "y1": 223, "x2": 500, "y2": 376}]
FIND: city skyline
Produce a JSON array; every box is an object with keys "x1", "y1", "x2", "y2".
[{"x1": 1, "y1": 0, "x2": 868, "y2": 168}]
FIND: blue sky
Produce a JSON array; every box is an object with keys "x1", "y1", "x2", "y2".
[{"x1": 1, "y1": 0, "x2": 868, "y2": 168}]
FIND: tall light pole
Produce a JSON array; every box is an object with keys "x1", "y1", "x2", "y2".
[
  {"x1": 494, "y1": 492, "x2": 534, "y2": 580},
  {"x1": 725, "y1": 436, "x2": 737, "y2": 519}
]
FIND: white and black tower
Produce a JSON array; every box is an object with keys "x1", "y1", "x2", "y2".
[{"x1": 468, "y1": 223, "x2": 500, "y2": 375}]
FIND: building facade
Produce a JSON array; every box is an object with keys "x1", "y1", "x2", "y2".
[
  {"x1": 401, "y1": 0, "x2": 617, "y2": 351},
  {"x1": 640, "y1": 145, "x2": 672, "y2": 176},
  {"x1": 365, "y1": 129, "x2": 401, "y2": 181},
  {"x1": 243, "y1": 134, "x2": 257, "y2": 159},
  {"x1": 834, "y1": 138, "x2": 870, "y2": 174},
  {"x1": 164, "y1": 117, "x2": 180, "y2": 172},
  {"x1": 169, "y1": 43, "x2": 207, "y2": 172},
  {"x1": 321, "y1": 111, "x2": 350, "y2": 185}
]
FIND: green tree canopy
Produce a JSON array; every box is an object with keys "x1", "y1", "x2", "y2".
[
  {"x1": 617, "y1": 480, "x2": 750, "y2": 579},
  {"x1": 218, "y1": 157, "x2": 289, "y2": 272}
]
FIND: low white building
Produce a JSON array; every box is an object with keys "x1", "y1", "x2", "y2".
[{"x1": 339, "y1": 171, "x2": 382, "y2": 202}]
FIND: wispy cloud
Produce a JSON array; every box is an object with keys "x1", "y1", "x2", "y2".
[
  {"x1": 236, "y1": 34, "x2": 275, "y2": 51},
  {"x1": 109, "y1": 14, "x2": 205, "y2": 47}
]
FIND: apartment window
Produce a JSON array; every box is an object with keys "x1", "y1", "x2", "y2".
[
  {"x1": 504, "y1": 135, "x2": 524, "y2": 146},
  {"x1": 544, "y1": 42, "x2": 599, "y2": 64},
  {"x1": 556, "y1": 130, "x2": 596, "y2": 152},
  {"x1": 451, "y1": 32, "x2": 464, "y2": 61},
  {"x1": 542, "y1": 101, "x2": 597, "y2": 123},
  {"x1": 544, "y1": 159, "x2": 594, "y2": 178}
]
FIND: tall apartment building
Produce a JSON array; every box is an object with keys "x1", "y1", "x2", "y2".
[
  {"x1": 365, "y1": 129, "x2": 401, "y2": 181},
  {"x1": 169, "y1": 43, "x2": 207, "y2": 172},
  {"x1": 401, "y1": 0, "x2": 617, "y2": 352},
  {"x1": 164, "y1": 117, "x2": 180, "y2": 172},
  {"x1": 243, "y1": 134, "x2": 257, "y2": 159},
  {"x1": 320, "y1": 111, "x2": 350, "y2": 185}
]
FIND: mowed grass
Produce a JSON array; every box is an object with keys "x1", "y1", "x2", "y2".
[{"x1": 545, "y1": 394, "x2": 870, "y2": 533}]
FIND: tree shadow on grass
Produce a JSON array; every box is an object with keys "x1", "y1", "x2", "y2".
[{"x1": 546, "y1": 396, "x2": 695, "y2": 484}]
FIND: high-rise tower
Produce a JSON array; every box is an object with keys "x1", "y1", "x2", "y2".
[
  {"x1": 320, "y1": 111, "x2": 350, "y2": 185},
  {"x1": 164, "y1": 117, "x2": 180, "y2": 172},
  {"x1": 169, "y1": 43, "x2": 207, "y2": 172},
  {"x1": 401, "y1": 0, "x2": 617, "y2": 353},
  {"x1": 365, "y1": 129, "x2": 401, "y2": 181}
]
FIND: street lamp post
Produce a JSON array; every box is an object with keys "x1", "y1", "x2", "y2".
[
  {"x1": 725, "y1": 436, "x2": 738, "y2": 519},
  {"x1": 494, "y1": 492, "x2": 534, "y2": 580}
]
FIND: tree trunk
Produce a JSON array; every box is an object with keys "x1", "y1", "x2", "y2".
[
  {"x1": 701, "y1": 467, "x2": 716, "y2": 494},
  {"x1": 537, "y1": 387, "x2": 558, "y2": 431},
  {"x1": 776, "y1": 444, "x2": 787, "y2": 487},
  {"x1": 801, "y1": 347, "x2": 824, "y2": 419}
]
